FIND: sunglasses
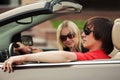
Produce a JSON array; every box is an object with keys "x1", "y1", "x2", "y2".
[
  {"x1": 84, "y1": 27, "x2": 93, "y2": 35},
  {"x1": 60, "y1": 32, "x2": 75, "y2": 41}
]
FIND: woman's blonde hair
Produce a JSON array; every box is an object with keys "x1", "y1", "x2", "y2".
[{"x1": 56, "y1": 20, "x2": 81, "y2": 51}]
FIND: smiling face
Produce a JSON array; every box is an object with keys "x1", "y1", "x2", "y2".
[
  {"x1": 60, "y1": 27, "x2": 78, "y2": 50},
  {"x1": 57, "y1": 20, "x2": 81, "y2": 51}
]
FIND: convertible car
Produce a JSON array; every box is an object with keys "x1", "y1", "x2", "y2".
[{"x1": 0, "y1": 0, "x2": 120, "y2": 80}]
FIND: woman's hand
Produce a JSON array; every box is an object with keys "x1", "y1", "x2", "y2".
[
  {"x1": 14, "y1": 42, "x2": 43, "y2": 54},
  {"x1": 30, "y1": 47, "x2": 43, "y2": 53},
  {"x1": 14, "y1": 42, "x2": 31, "y2": 54}
]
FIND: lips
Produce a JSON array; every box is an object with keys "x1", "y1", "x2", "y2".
[
  {"x1": 66, "y1": 42, "x2": 72, "y2": 45},
  {"x1": 82, "y1": 39, "x2": 86, "y2": 43}
]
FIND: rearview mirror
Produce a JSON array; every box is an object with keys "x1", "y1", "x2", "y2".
[{"x1": 21, "y1": 35, "x2": 33, "y2": 46}]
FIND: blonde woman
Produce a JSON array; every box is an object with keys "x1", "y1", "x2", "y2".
[{"x1": 57, "y1": 20, "x2": 81, "y2": 52}]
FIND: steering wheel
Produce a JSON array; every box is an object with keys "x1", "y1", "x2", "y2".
[{"x1": 8, "y1": 42, "x2": 16, "y2": 57}]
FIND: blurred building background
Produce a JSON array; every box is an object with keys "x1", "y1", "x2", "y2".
[
  {"x1": 0, "y1": 0, "x2": 120, "y2": 49},
  {"x1": 0, "y1": 0, "x2": 120, "y2": 18}
]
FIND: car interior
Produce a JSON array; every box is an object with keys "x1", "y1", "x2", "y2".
[
  {"x1": 9, "y1": 18, "x2": 120, "y2": 60},
  {"x1": 110, "y1": 18, "x2": 120, "y2": 59}
]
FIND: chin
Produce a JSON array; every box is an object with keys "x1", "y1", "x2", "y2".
[
  {"x1": 83, "y1": 44, "x2": 88, "y2": 49},
  {"x1": 67, "y1": 45, "x2": 73, "y2": 48}
]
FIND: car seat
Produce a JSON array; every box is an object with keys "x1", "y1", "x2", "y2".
[{"x1": 110, "y1": 18, "x2": 120, "y2": 59}]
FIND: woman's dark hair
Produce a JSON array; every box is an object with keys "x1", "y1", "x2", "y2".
[{"x1": 84, "y1": 16, "x2": 114, "y2": 54}]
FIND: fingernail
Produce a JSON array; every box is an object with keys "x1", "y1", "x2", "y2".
[{"x1": 4, "y1": 70, "x2": 6, "y2": 72}]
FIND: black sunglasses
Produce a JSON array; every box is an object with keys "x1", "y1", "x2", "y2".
[
  {"x1": 84, "y1": 27, "x2": 93, "y2": 35},
  {"x1": 60, "y1": 32, "x2": 75, "y2": 41}
]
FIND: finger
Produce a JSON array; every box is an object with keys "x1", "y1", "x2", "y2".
[
  {"x1": 6, "y1": 61, "x2": 10, "y2": 73},
  {"x1": 7, "y1": 61, "x2": 13, "y2": 73},
  {"x1": 1, "y1": 61, "x2": 7, "y2": 72},
  {"x1": 9, "y1": 62, "x2": 13, "y2": 72}
]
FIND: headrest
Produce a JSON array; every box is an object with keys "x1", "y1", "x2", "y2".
[{"x1": 112, "y1": 18, "x2": 120, "y2": 50}]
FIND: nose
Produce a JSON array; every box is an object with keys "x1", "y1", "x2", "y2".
[
  {"x1": 81, "y1": 32, "x2": 85, "y2": 38},
  {"x1": 66, "y1": 37, "x2": 71, "y2": 41}
]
